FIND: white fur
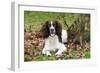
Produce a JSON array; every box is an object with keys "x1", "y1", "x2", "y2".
[
  {"x1": 62, "y1": 29, "x2": 68, "y2": 43},
  {"x1": 42, "y1": 29, "x2": 67, "y2": 56}
]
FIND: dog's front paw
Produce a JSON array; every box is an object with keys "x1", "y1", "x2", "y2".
[
  {"x1": 42, "y1": 49, "x2": 51, "y2": 56},
  {"x1": 46, "y1": 51, "x2": 51, "y2": 56},
  {"x1": 55, "y1": 52, "x2": 62, "y2": 56}
]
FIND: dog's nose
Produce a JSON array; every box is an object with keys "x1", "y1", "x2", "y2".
[{"x1": 50, "y1": 29, "x2": 54, "y2": 32}]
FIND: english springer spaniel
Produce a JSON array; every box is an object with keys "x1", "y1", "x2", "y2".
[{"x1": 41, "y1": 20, "x2": 67, "y2": 56}]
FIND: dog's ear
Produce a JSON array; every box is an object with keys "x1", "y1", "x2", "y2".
[
  {"x1": 41, "y1": 21, "x2": 49, "y2": 38},
  {"x1": 55, "y1": 20, "x2": 62, "y2": 42},
  {"x1": 55, "y1": 20, "x2": 62, "y2": 35}
]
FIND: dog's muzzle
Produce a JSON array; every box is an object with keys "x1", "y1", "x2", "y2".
[{"x1": 50, "y1": 29, "x2": 55, "y2": 37}]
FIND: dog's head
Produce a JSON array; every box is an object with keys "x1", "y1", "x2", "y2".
[{"x1": 41, "y1": 20, "x2": 62, "y2": 39}]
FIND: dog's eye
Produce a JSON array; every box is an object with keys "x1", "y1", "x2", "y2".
[{"x1": 53, "y1": 24, "x2": 55, "y2": 26}]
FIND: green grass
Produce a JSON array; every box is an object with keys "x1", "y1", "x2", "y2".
[
  {"x1": 24, "y1": 11, "x2": 81, "y2": 31},
  {"x1": 34, "y1": 54, "x2": 57, "y2": 61},
  {"x1": 26, "y1": 52, "x2": 90, "y2": 61},
  {"x1": 84, "y1": 51, "x2": 91, "y2": 59},
  {"x1": 24, "y1": 48, "x2": 91, "y2": 61}
]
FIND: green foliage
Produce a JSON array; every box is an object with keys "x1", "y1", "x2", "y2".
[
  {"x1": 24, "y1": 11, "x2": 82, "y2": 31},
  {"x1": 34, "y1": 54, "x2": 57, "y2": 61},
  {"x1": 84, "y1": 51, "x2": 91, "y2": 59}
]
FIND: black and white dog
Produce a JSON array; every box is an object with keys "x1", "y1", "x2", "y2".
[{"x1": 41, "y1": 20, "x2": 67, "y2": 56}]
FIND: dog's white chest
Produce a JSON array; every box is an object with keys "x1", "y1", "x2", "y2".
[
  {"x1": 46, "y1": 35, "x2": 59, "y2": 50},
  {"x1": 49, "y1": 36, "x2": 58, "y2": 44}
]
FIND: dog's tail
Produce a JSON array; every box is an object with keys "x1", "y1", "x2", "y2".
[{"x1": 61, "y1": 29, "x2": 68, "y2": 44}]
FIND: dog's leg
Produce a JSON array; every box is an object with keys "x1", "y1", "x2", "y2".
[
  {"x1": 42, "y1": 39, "x2": 52, "y2": 56},
  {"x1": 55, "y1": 43, "x2": 66, "y2": 55},
  {"x1": 42, "y1": 48, "x2": 46, "y2": 54}
]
